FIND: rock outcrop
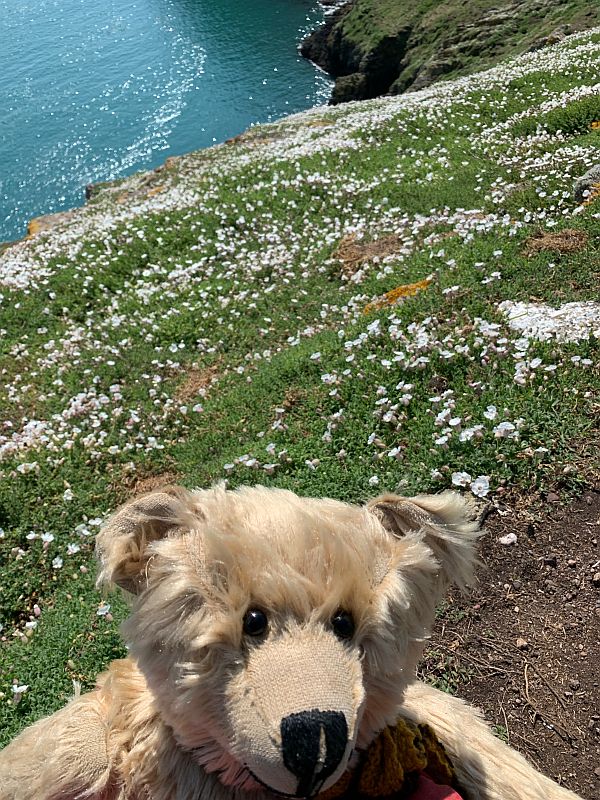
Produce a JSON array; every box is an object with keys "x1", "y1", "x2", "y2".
[{"x1": 301, "y1": 0, "x2": 598, "y2": 103}]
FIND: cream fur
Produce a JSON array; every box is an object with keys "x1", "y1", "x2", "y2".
[{"x1": 0, "y1": 484, "x2": 582, "y2": 800}]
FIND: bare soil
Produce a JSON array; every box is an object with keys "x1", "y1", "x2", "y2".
[
  {"x1": 524, "y1": 228, "x2": 589, "y2": 256},
  {"x1": 421, "y1": 490, "x2": 600, "y2": 799}
]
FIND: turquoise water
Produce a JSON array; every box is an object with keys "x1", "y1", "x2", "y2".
[{"x1": 0, "y1": 0, "x2": 331, "y2": 241}]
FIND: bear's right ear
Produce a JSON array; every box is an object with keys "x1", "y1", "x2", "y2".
[{"x1": 95, "y1": 486, "x2": 200, "y2": 593}]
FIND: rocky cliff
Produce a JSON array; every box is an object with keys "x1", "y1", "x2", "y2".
[{"x1": 301, "y1": 0, "x2": 599, "y2": 103}]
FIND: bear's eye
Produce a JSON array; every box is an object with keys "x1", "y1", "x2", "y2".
[
  {"x1": 243, "y1": 608, "x2": 268, "y2": 637},
  {"x1": 331, "y1": 610, "x2": 355, "y2": 640}
]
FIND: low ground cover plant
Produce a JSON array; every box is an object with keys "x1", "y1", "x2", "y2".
[{"x1": 0, "y1": 29, "x2": 599, "y2": 743}]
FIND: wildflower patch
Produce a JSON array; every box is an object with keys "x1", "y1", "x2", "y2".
[
  {"x1": 499, "y1": 300, "x2": 600, "y2": 342},
  {"x1": 1, "y1": 29, "x2": 600, "y2": 747}
]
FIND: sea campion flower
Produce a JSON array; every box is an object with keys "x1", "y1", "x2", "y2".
[
  {"x1": 470, "y1": 475, "x2": 490, "y2": 497},
  {"x1": 451, "y1": 471, "x2": 472, "y2": 487}
]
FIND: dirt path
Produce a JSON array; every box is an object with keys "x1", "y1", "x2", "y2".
[{"x1": 421, "y1": 490, "x2": 600, "y2": 799}]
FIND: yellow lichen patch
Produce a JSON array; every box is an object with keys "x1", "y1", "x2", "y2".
[
  {"x1": 26, "y1": 210, "x2": 76, "y2": 237},
  {"x1": 364, "y1": 278, "x2": 432, "y2": 314},
  {"x1": 26, "y1": 218, "x2": 44, "y2": 237},
  {"x1": 305, "y1": 119, "x2": 335, "y2": 128},
  {"x1": 583, "y1": 182, "x2": 600, "y2": 206},
  {"x1": 146, "y1": 185, "x2": 165, "y2": 198},
  {"x1": 590, "y1": 121, "x2": 600, "y2": 130}
]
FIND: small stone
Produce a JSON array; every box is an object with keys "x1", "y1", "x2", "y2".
[
  {"x1": 592, "y1": 572, "x2": 600, "y2": 587},
  {"x1": 499, "y1": 532, "x2": 518, "y2": 546},
  {"x1": 567, "y1": 559, "x2": 577, "y2": 567},
  {"x1": 544, "y1": 554, "x2": 558, "y2": 567},
  {"x1": 512, "y1": 580, "x2": 522, "y2": 590},
  {"x1": 516, "y1": 637, "x2": 529, "y2": 650},
  {"x1": 574, "y1": 165, "x2": 600, "y2": 203},
  {"x1": 569, "y1": 679, "x2": 580, "y2": 691},
  {"x1": 546, "y1": 491, "x2": 560, "y2": 502},
  {"x1": 594, "y1": 766, "x2": 600, "y2": 778}
]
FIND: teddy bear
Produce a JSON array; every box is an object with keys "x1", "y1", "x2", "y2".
[{"x1": 0, "y1": 484, "x2": 583, "y2": 800}]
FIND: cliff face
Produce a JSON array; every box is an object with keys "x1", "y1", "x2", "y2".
[
  {"x1": 301, "y1": 0, "x2": 599, "y2": 103},
  {"x1": 301, "y1": 5, "x2": 412, "y2": 104}
]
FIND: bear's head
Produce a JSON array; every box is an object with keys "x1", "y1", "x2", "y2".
[{"x1": 96, "y1": 484, "x2": 480, "y2": 798}]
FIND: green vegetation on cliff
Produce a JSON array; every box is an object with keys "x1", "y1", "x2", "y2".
[
  {"x1": 0, "y1": 32, "x2": 599, "y2": 770},
  {"x1": 301, "y1": 0, "x2": 599, "y2": 102}
]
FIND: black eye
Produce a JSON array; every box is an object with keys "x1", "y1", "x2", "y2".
[
  {"x1": 243, "y1": 608, "x2": 268, "y2": 637},
  {"x1": 331, "y1": 610, "x2": 355, "y2": 640}
]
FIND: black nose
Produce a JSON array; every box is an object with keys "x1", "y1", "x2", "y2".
[{"x1": 280, "y1": 709, "x2": 349, "y2": 797}]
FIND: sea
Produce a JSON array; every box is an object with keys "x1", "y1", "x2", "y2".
[{"x1": 0, "y1": 0, "x2": 332, "y2": 242}]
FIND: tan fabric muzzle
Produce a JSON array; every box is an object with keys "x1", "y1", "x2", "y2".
[{"x1": 226, "y1": 629, "x2": 365, "y2": 797}]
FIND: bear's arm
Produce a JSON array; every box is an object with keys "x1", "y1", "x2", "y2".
[
  {"x1": 400, "y1": 681, "x2": 580, "y2": 800},
  {"x1": 0, "y1": 691, "x2": 112, "y2": 800}
]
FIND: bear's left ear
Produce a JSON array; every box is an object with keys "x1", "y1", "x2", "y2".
[{"x1": 366, "y1": 491, "x2": 483, "y2": 591}]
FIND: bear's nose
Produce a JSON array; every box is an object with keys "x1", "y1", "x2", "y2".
[{"x1": 280, "y1": 709, "x2": 349, "y2": 797}]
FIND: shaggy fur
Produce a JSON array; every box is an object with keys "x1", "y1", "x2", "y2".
[{"x1": 0, "y1": 484, "x2": 582, "y2": 800}]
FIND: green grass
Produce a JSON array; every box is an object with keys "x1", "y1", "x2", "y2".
[
  {"x1": 324, "y1": 0, "x2": 598, "y2": 95},
  {"x1": 0, "y1": 31, "x2": 599, "y2": 745}
]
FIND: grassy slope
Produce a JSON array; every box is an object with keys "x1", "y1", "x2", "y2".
[
  {"x1": 337, "y1": 0, "x2": 599, "y2": 90},
  {"x1": 0, "y1": 31, "x2": 599, "y2": 743}
]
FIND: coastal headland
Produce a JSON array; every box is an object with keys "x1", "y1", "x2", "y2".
[{"x1": 301, "y1": 0, "x2": 599, "y2": 103}]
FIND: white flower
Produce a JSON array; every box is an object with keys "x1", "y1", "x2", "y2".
[
  {"x1": 493, "y1": 421, "x2": 516, "y2": 438},
  {"x1": 470, "y1": 476, "x2": 490, "y2": 497},
  {"x1": 16, "y1": 461, "x2": 38, "y2": 475},
  {"x1": 63, "y1": 488, "x2": 74, "y2": 501},
  {"x1": 12, "y1": 684, "x2": 29, "y2": 704},
  {"x1": 321, "y1": 373, "x2": 337, "y2": 385},
  {"x1": 451, "y1": 471, "x2": 472, "y2": 487},
  {"x1": 96, "y1": 602, "x2": 111, "y2": 616},
  {"x1": 368, "y1": 475, "x2": 380, "y2": 486},
  {"x1": 67, "y1": 543, "x2": 81, "y2": 555},
  {"x1": 52, "y1": 556, "x2": 63, "y2": 569},
  {"x1": 483, "y1": 405, "x2": 497, "y2": 421}
]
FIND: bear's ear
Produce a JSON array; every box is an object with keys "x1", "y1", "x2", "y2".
[
  {"x1": 366, "y1": 491, "x2": 482, "y2": 591},
  {"x1": 96, "y1": 486, "x2": 200, "y2": 593}
]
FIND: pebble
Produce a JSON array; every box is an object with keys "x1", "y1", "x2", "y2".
[
  {"x1": 546, "y1": 491, "x2": 560, "y2": 502},
  {"x1": 544, "y1": 554, "x2": 558, "y2": 567},
  {"x1": 516, "y1": 637, "x2": 529, "y2": 650},
  {"x1": 592, "y1": 572, "x2": 600, "y2": 587},
  {"x1": 499, "y1": 532, "x2": 518, "y2": 546}
]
